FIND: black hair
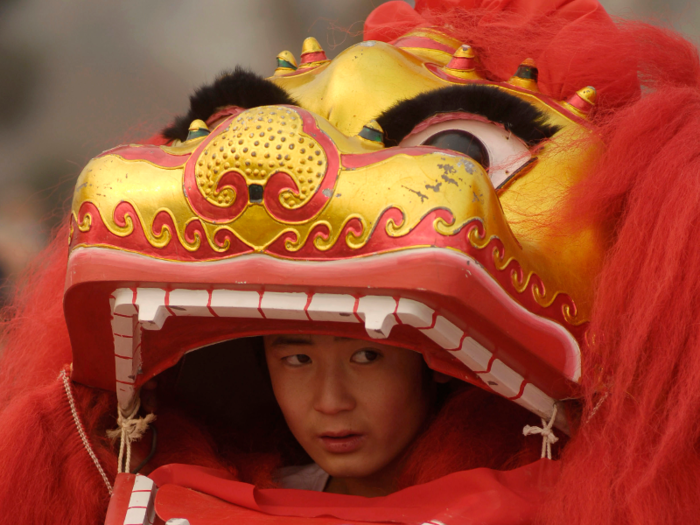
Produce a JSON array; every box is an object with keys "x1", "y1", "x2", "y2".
[
  {"x1": 162, "y1": 67, "x2": 297, "y2": 142},
  {"x1": 376, "y1": 84, "x2": 561, "y2": 147}
]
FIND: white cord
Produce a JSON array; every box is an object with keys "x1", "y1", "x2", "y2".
[
  {"x1": 60, "y1": 369, "x2": 113, "y2": 494},
  {"x1": 585, "y1": 392, "x2": 609, "y2": 424},
  {"x1": 106, "y1": 398, "x2": 156, "y2": 474},
  {"x1": 523, "y1": 403, "x2": 560, "y2": 460}
]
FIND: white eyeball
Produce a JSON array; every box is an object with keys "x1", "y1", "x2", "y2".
[{"x1": 400, "y1": 118, "x2": 532, "y2": 189}]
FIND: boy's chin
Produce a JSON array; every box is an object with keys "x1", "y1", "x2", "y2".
[{"x1": 315, "y1": 453, "x2": 390, "y2": 480}]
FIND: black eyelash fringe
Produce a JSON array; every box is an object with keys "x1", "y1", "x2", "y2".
[
  {"x1": 377, "y1": 85, "x2": 561, "y2": 147},
  {"x1": 161, "y1": 66, "x2": 297, "y2": 141}
]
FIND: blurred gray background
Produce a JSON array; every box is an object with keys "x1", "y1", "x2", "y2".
[{"x1": 0, "y1": 0, "x2": 697, "y2": 299}]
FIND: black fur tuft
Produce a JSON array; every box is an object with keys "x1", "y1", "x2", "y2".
[
  {"x1": 162, "y1": 66, "x2": 297, "y2": 141},
  {"x1": 377, "y1": 85, "x2": 561, "y2": 147}
]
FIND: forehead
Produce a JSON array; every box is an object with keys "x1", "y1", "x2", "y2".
[
  {"x1": 273, "y1": 41, "x2": 444, "y2": 136},
  {"x1": 271, "y1": 38, "x2": 582, "y2": 138}
]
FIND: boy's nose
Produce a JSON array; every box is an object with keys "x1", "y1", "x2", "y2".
[{"x1": 312, "y1": 370, "x2": 356, "y2": 415}]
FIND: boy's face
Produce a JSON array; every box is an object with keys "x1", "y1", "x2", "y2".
[{"x1": 264, "y1": 334, "x2": 430, "y2": 484}]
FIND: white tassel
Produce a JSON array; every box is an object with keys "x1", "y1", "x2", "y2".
[{"x1": 523, "y1": 404, "x2": 560, "y2": 460}]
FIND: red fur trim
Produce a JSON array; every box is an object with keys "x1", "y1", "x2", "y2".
[
  {"x1": 541, "y1": 79, "x2": 700, "y2": 525},
  {"x1": 144, "y1": 407, "x2": 240, "y2": 475},
  {"x1": 365, "y1": 0, "x2": 639, "y2": 112},
  {"x1": 0, "y1": 226, "x2": 73, "y2": 406},
  {"x1": 397, "y1": 387, "x2": 542, "y2": 489},
  {"x1": 364, "y1": 3, "x2": 700, "y2": 519},
  {"x1": 0, "y1": 380, "x2": 116, "y2": 525},
  {"x1": 364, "y1": 1, "x2": 428, "y2": 42},
  {"x1": 141, "y1": 133, "x2": 171, "y2": 146}
]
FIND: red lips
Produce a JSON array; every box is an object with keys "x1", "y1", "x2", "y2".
[{"x1": 319, "y1": 432, "x2": 366, "y2": 454}]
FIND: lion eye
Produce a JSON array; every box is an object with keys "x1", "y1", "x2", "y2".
[
  {"x1": 422, "y1": 130, "x2": 489, "y2": 170},
  {"x1": 400, "y1": 118, "x2": 532, "y2": 189}
]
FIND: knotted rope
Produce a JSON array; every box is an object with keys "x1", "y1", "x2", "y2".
[
  {"x1": 523, "y1": 403, "x2": 560, "y2": 460},
  {"x1": 107, "y1": 398, "x2": 156, "y2": 474}
]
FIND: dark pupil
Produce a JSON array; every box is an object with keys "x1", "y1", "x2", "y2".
[
  {"x1": 422, "y1": 130, "x2": 489, "y2": 170},
  {"x1": 362, "y1": 350, "x2": 379, "y2": 362}
]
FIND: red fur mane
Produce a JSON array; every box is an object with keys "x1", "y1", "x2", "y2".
[{"x1": 366, "y1": 1, "x2": 700, "y2": 523}]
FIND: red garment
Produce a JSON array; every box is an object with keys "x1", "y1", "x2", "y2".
[{"x1": 150, "y1": 461, "x2": 559, "y2": 525}]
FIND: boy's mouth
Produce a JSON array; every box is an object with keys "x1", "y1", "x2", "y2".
[{"x1": 318, "y1": 432, "x2": 366, "y2": 454}]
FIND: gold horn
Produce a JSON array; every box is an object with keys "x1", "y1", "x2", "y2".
[{"x1": 507, "y1": 58, "x2": 539, "y2": 92}]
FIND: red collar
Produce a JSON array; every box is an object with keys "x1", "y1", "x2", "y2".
[{"x1": 147, "y1": 460, "x2": 559, "y2": 525}]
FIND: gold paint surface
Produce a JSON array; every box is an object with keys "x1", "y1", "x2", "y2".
[
  {"x1": 577, "y1": 86, "x2": 597, "y2": 105},
  {"x1": 195, "y1": 107, "x2": 328, "y2": 210},
  {"x1": 74, "y1": 149, "x2": 481, "y2": 257},
  {"x1": 442, "y1": 66, "x2": 482, "y2": 80},
  {"x1": 188, "y1": 119, "x2": 208, "y2": 132},
  {"x1": 396, "y1": 28, "x2": 462, "y2": 54},
  {"x1": 276, "y1": 50, "x2": 297, "y2": 68},
  {"x1": 72, "y1": 144, "x2": 594, "y2": 324},
  {"x1": 72, "y1": 30, "x2": 607, "y2": 326},
  {"x1": 301, "y1": 36, "x2": 324, "y2": 55},
  {"x1": 507, "y1": 76, "x2": 539, "y2": 92},
  {"x1": 272, "y1": 42, "x2": 451, "y2": 137},
  {"x1": 160, "y1": 136, "x2": 206, "y2": 155},
  {"x1": 454, "y1": 45, "x2": 476, "y2": 59}
]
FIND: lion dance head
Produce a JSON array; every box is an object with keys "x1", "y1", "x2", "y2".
[{"x1": 2, "y1": 1, "x2": 700, "y2": 524}]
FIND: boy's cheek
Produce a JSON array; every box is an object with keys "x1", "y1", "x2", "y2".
[
  {"x1": 269, "y1": 372, "x2": 315, "y2": 426},
  {"x1": 276, "y1": 399, "x2": 312, "y2": 447},
  {"x1": 374, "y1": 378, "x2": 431, "y2": 445}
]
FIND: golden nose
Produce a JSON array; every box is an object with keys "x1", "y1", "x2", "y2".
[{"x1": 194, "y1": 106, "x2": 328, "y2": 210}]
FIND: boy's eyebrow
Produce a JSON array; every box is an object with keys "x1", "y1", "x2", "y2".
[
  {"x1": 267, "y1": 335, "x2": 354, "y2": 346},
  {"x1": 268, "y1": 335, "x2": 313, "y2": 347}
]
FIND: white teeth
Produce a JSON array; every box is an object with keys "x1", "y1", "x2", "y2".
[
  {"x1": 124, "y1": 475, "x2": 157, "y2": 525},
  {"x1": 135, "y1": 288, "x2": 169, "y2": 330},
  {"x1": 168, "y1": 289, "x2": 214, "y2": 318},
  {"x1": 111, "y1": 286, "x2": 564, "y2": 431},
  {"x1": 453, "y1": 337, "x2": 492, "y2": 372},
  {"x1": 260, "y1": 291, "x2": 309, "y2": 320},
  {"x1": 421, "y1": 315, "x2": 463, "y2": 350},
  {"x1": 307, "y1": 293, "x2": 357, "y2": 322},
  {"x1": 395, "y1": 298, "x2": 434, "y2": 328},
  {"x1": 355, "y1": 296, "x2": 398, "y2": 339},
  {"x1": 210, "y1": 290, "x2": 263, "y2": 318}
]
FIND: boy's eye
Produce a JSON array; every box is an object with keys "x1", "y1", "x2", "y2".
[
  {"x1": 283, "y1": 354, "x2": 312, "y2": 366},
  {"x1": 351, "y1": 349, "x2": 381, "y2": 364}
]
